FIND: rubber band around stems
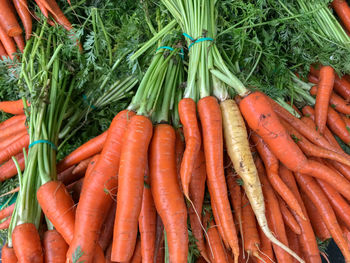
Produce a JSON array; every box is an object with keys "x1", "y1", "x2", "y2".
[
  {"x1": 182, "y1": 33, "x2": 214, "y2": 49},
  {"x1": 29, "y1": 140, "x2": 57, "y2": 151},
  {"x1": 156, "y1": 46, "x2": 185, "y2": 60},
  {"x1": 82, "y1": 94, "x2": 96, "y2": 110}
]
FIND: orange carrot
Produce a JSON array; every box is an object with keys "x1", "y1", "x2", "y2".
[
  {"x1": 251, "y1": 132, "x2": 304, "y2": 218},
  {"x1": 43, "y1": 229, "x2": 69, "y2": 263},
  {"x1": 0, "y1": 99, "x2": 26, "y2": 115},
  {"x1": 0, "y1": 133, "x2": 29, "y2": 164},
  {"x1": 0, "y1": 152, "x2": 24, "y2": 181},
  {"x1": 38, "y1": 0, "x2": 72, "y2": 30},
  {"x1": 255, "y1": 157, "x2": 292, "y2": 263},
  {"x1": 12, "y1": 223, "x2": 43, "y2": 263},
  {"x1": 256, "y1": 226, "x2": 274, "y2": 263},
  {"x1": 278, "y1": 197, "x2": 301, "y2": 235},
  {"x1": 149, "y1": 124, "x2": 188, "y2": 263},
  {"x1": 0, "y1": 119, "x2": 27, "y2": 141},
  {"x1": 0, "y1": 216, "x2": 11, "y2": 229},
  {"x1": 0, "y1": 130, "x2": 27, "y2": 151},
  {"x1": 2, "y1": 244, "x2": 17, "y2": 263},
  {"x1": 314, "y1": 66, "x2": 335, "y2": 134},
  {"x1": 286, "y1": 226, "x2": 302, "y2": 263},
  {"x1": 175, "y1": 128, "x2": 184, "y2": 190},
  {"x1": 71, "y1": 156, "x2": 92, "y2": 177},
  {"x1": 138, "y1": 163, "x2": 156, "y2": 263},
  {"x1": 12, "y1": 0, "x2": 32, "y2": 40},
  {"x1": 99, "y1": 201, "x2": 116, "y2": 252},
  {"x1": 327, "y1": 106, "x2": 350, "y2": 144},
  {"x1": 310, "y1": 86, "x2": 350, "y2": 115},
  {"x1": 178, "y1": 98, "x2": 201, "y2": 198},
  {"x1": 0, "y1": 203, "x2": 14, "y2": 220},
  {"x1": 240, "y1": 91, "x2": 350, "y2": 201},
  {"x1": 211, "y1": 195, "x2": 230, "y2": 249},
  {"x1": 226, "y1": 169, "x2": 242, "y2": 232},
  {"x1": 154, "y1": 214, "x2": 165, "y2": 263},
  {"x1": 57, "y1": 131, "x2": 107, "y2": 173},
  {"x1": 68, "y1": 110, "x2": 134, "y2": 263},
  {"x1": 0, "y1": 0, "x2": 22, "y2": 36},
  {"x1": 279, "y1": 165, "x2": 322, "y2": 263},
  {"x1": 66, "y1": 177, "x2": 84, "y2": 203},
  {"x1": 128, "y1": 238, "x2": 142, "y2": 263},
  {"x1": 332, "y1": 0, "x2": 350, "y2": 34},
  {"x1": 0, "y1": 24, "x2": 16, "y2": 59},
  {"x1": 0, "y1": 40, "x2": 6, "y2": 59},
  {"x1": 112, "y1": 115, "x2": 153, "y2": 262},
  {"x1": 0, "y1": 114, "x2": 25, "y2": 129},
  {"x1": 295, "y1": 172, "x2": 350, "y2": 261},
  {"x1": 198, "y1": 96, "x2": 239, "y2": 260},
  {"x1": 57, "y1": 166, "x2": 76, "y2": 185}
]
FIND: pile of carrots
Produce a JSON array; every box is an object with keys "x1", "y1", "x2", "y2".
[{"x1": 0, "y1": 0, "x2": 73, "y2": 60}]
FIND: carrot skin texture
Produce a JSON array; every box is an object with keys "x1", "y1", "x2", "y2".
[
  {"x1": 295, "y1": 172, "x2": 350, "y2": 262},
  {"x1": 99, "y1": 201, "x2": 116, "y2": 252},
  {"x1": 210, "y1": 196, "x2": 230, "y2": 249},
  {"x1": 279, "y1": 165, "x2": 321, "y2": 263},
  {"x1": 57, "y1": 166, "x2": 75, "y2": 185},
  {"x1": 0, "y1": 203, "x2": 14, "y2": 220},
  {"x1": 12, "y1": 0, "x2": 32, "y2": 40},
  {"x1": 0, "y1": 114, "x2": 25, "y2": 130},
  {"x1": 112, "y1": 115, "x2": 153, "y2": 262},
  {"x1": 2, "y1": 244, "x2": 17, "y2": 263},
  {"x1": 300, "y1": 191, "x2": 331, "y2": 241},
  {"x1": 178, "y1": 98, "x2": 201, "y2": 198},
  {"x1": 0, "y1": 122, "x2": 27, "y2": 142},
  {"x1": 278, "y1": 197, "x2": 301, "y2": 235},
  {"x1": 149, "y1": 124, "x2": 188, "y2": 263},
  {"x1": 332, "y1": 0, "x2": 350, "y2": 40},
  {"x1": 0, "y1": 40, "x2": 6, "y2": 59},
  {"x1": 12, "y1": 223, "x2": 43, "y2": 263},
  {"x1": 13, "y1": 34, "x2": 25, "y2": 53},
  {"x1": 0, "y1": 0, "x2": 22, "y2": 36},
  {"x1": 0, "y1": 24, "x2": 16, "y2": 59},
  {"x1": 327, "y1": 106, "x2": 350, "y2": 144},
  {"x1": 175, "y1": 129, "x2": 184, "y2": 190},
  {"x1": 138, "y1": 164, "x2": 156, "y2": 263},
  {"x1": 226, "y1": 170, "x2": 242, "y2": 230},
  {"x1": 0, "y1": 99, "x2": 26, "y2": 114},
  {"x1": 0, "y1": 152, "x2": 25, "y2": 181},
  {"x1": 314, "y1": 66, "x2": 335, "y2": 134},
  {"x1": 199, "y1": 97, "x2": 239, "y2": 260},
  {"x1": 68, "y1": 110, "x2": 134, "y2": 263},
  {"x1": 0, "y1": 134, "x2": 29, "y2": 164},
  {"x1": 0, "y1": 217, "x2": 11, "y2": 229},
  {"x1": 205, "y1": 223, "x2": 230, "y2": 263},
  {"x1": 0, "y1": 130, "x2": 28, "y2": 151},
  {"x1": 188, "y1": 149, "x2": 208, "y2": 260},
  {"x1": 57, "y1": 131, "x2": 107, "y2": 173},
  {"x1": 257, "y1": 226, "x2": 274, "y2": 263},
  {"x1": 43, "y1": 230, "x2": 69, "y2": 263},
  {"x1": 71, "y1": 156, "x2": 92, "y2": 177},
  {"x1": 286, "y1": 226, "x2": 302, "y2": 263}
]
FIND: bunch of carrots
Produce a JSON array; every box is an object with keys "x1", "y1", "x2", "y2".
[{"x1": 0, "y1": 0, "x2": 73, "y2": 60}]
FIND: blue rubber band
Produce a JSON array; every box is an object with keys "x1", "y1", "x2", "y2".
[
  {"x1": 29, "y1": 140, "x2": 57, "y2": 151},
  {"x1": 82, "y1": 94, "x2": 96, "y2": 110},
  {"x1": 157, "y1": 46, "x2": 185, "y2": 60},
  {"x1": 183, "y1": 33, "x2": 214, "y2": 49}
]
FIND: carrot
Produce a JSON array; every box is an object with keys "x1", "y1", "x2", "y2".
[
  {"x1": 128, "y1": 238, "x2": 142, "y2": 263},
  {"x1": 255, "y1": 157, "x2": 293, "y2": 263},
  {"x1": 43, "y1": 229, "x2": 69, "y2": 263},
  {"x1": 300, "y1": 191, "x2": 331, "y2": 241},
  {"x1": 0, "y1": 152, "x2": 25, "y2": 181},
  {"x1": 0, "y1": 130, "x2": 27, "y2": 151},
  {"x1": 178, "y1": 98, "x2": 201, "y2": 198},
  {"x1": 278, "y1": 197, "x2": 301, "y2": 235},
  {"x1": 314, "y1": 66, "x2": 335, "y2": 134},
  {"x1": 327, "y1": 106, "x2": 350, "y2": 144},
  {"x1": 71, "y1": 156, "x2": 92, "y2": 177},
  {"x1": 0, "y1": 0, "x2": 22, "y2": 36},
  {"x1": 112, "y1": 115, "x2": 153, "y2": 262},
  {"x1": 57, "y1": 131, "x2": 107, "y2": 173},
  {"x1": 175, "y1": 129, "x2": 184, "y2": 190},
  {"x1": 211, "y1": 195, "x2": 230, "y2": 249},
  {"x1": 295, "y1": 172, "x2": 350, "y2": 261},
  {"x1": 99, "y1": 201, "x2": 116, "y2": 252},
  {"x1": 317, "y1": 178, "x2": 350, "y2": 231},
  {"x1": 341, "y1": 113, "x2": 350, "y2": 129},
  {"x1": 240, "y1": 91, "x2": 350, "y2": 202},
  {"x1": 2, "y1": 244, "x2": 17, "y2": 263},
  {"x1": 12, "y1": 223, "x2": 43, "y2": 263},
  {"x1": 0, "y1": 203, "x2": 15, "y2": 220},
  {"x1": 138, "y1": 163, "x2": 156, "y2": 263},
  {"x1": 57, "y1": 166, "x2": 76, "y2": 185},
  {"x1": 332, "y1": 0, "x2": 350, "y2": 34},
  {"x1": 256, "y1": 226, "x2": 274, "y2": 263},
  {"x1": 38, "y1": 0, "x2": 72, "y2": 30},
  {"x1": 105, "y1": 243, "x2": 112, "y2": 263},
  {"x1": 0, "y1": 216, "x2": 11, "y2": 229},
  {"x1": 12, "y1": 0, "x2": 31, "y2": 40},
  {"x1": 279, "y1": 165, "x2": 322, "y2": 263},
  {"x1": 281, "y1": 119, "x2": 350, "y2": 166},
  {"x1": 0, "y1": 99, "x2": 26, "y2": 115},
  {"x1": 85, "y1": 154, "x2": 99, "y2": 178},
  {"x1": 0, "y1": 40, "x2": 6, "y2": 59},
  {"x1": 149, "y1": 124, "x2": 188, "y2": 263},
  {"x1": 13, "y1": 34, "x2": 25, "y2": 53},
  {"x1": 310, "y1": 86, "x2": 350, "y2": 115},
  {"x1": 287, "y1": 101, "x2": 302, "y2": 116},
  {"x1": 0, "y1": 114, "x2": 26, "y2": 130},
  {"x1": 286, "y1": 226, "x2": 302, "y2": 263},
  {"x1": 199, "y1": 97, "x2": 239, "y2": 261},
  {"x1": 203, "y1": 211, "x2": 229, "y2": 263},
  {"x1": 0, "y1": 24, "x2": 16, "y2": 59},
  {"x1": 68, "y1": 110, "x2": 134, "y2": 263},
  {"x1": 154, "y1": 214, "x2": 165, "y2": 263},
  {"x1": 310, "y1": 66, "x2": 350, "y2": 101},
  {"x1": 221, "y1": 98, "x2": 303, "y2": 262},
  {"x1": 0, "y1": 120, "x2": 27, "y2": 141},
  {"x1": 241, "y1": 193, "x2": 260, "y2": 258},
  {"x1": 0, "y1": 133, "x2": 29, "y2": 164},
  {"x1": 66, "y1": 177, "x2": 84, "y2": 203},
  {"x1": 251, "y1": 132, "x2": 305, "y2": 218}
]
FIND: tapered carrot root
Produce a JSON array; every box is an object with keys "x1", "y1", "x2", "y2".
[
  {"x1": 99, "y1": 201, "x2": 116, "y2": 251},
  {"x1": 0, "y1": 203, "x2": 15, "y2": 220},
  {"x1": 0, "y1": 120, "x2": 27, "y2": 141},
  {"x1": 286, "y1": 227, "x2": 302, "y2": 263},
  {"x1": 210, "y1": 196, "x2": 230, "y2": 249},
  {"x1": 0, "y1": 152, "x2": 25, "y2": 181},
  {"x1": 178, "y1": 98, "x2": 201, "y2": 198},
  {"x1": 71, "y1": 156, "x2": 92, "y2": 177},
  {"x1": 0, "y1": 114, "x2": 26, "y2": 130},
  {"x1": 251, "y1": 132, "x2": 305, "y2": 218},
  {"x1": 0, "y1": 0, "x2": 22, "y2": 37},
  {"x1": 149, "y1": 124, "x2": 188, "y2": 263},
  {"x1": 278, "y1": 197, "x2": 301, "y2": 235},
  {"x1": 221, "y1": 98, "x2": 303, "y2": 262},
  {"x1": 332, "y1": 0, "x2": 350, "y2": 32},
  {"x1": 12, "y1": 0, "x2": 32, "y2": 40},
  {"x1": 0, "y1": 24, "x2": 16, "y2": 59},
  {"x1": 295, "y1": 172, "x2": 350, "y2": 262},
  {"x1": 199, "y1": 97, "x2": 239, "y2": 262},
  {"x1": 57, "y1": 131, "x2": 107, "y2": 173},
  {"x1": 13, "y1": 34, "x2": 25, "y2": 53},
  {"x1": 0, "y1": 130, "x2": 27, "y2": 151},
  {"x1": 2, "y1": 244, "x2": 17, "y2": 263},
  {"x1": 0, "y1": 99, "x2": 27, "y2": 114},
  {"x1": 12, "y1": 223, "x2": 43, "y2": 263},
  {"x1": 327, "y1": 107, "x2": 350, "y2": 144},
  {"x1": 0, "y1": 134, "x2": 29, "y2": 164},
  {"x1": 112, "y1": 115, "x2": 153, "y2": 262},
  {"x1": 43, "y1": 230, "x2": 69, "y2": 263}
]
